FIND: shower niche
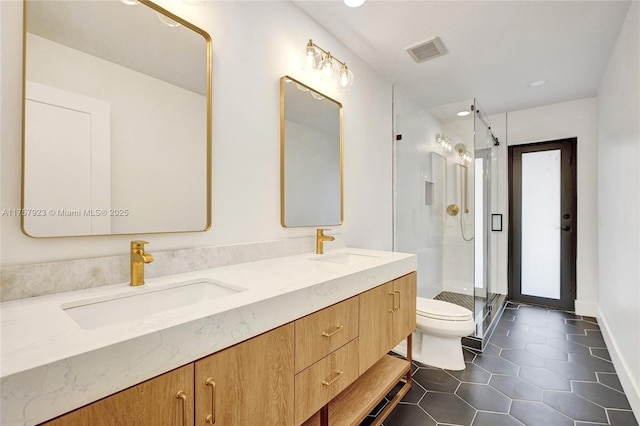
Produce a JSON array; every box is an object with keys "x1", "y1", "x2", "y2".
[{"x1": 393, "y1": 96, "x2": 505, "y2": 350}]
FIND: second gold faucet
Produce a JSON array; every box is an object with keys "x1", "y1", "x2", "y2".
[
  {"x1": 130, "y1": 240, "x2": 154, "y2": 286},
  {"x1": 316, "y1": 229, "x2": 335, "y2": 255}
]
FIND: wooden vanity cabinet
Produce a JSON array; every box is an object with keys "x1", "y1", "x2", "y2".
[
  {"x1": 41, "y1": 364, "x2": 195, "y2": 426},
  {"x1": 293, "y1": 297, "x2": 359, "y2": 424},
  {"x1": 39, "y1": 273, "x2": 416, "y2": 426},
  {"x1": 194, "y1": 323, "x2": 295, "y2": 426},
  {"x1": 41, "y1": 325, "x2": 294, "y2": 426},
  {"x1": 301, "y1": 272, "x2": 417, "y2": 426},
  {"x1": 359, "y1": 272, "x2": 417, "y2": 374}
]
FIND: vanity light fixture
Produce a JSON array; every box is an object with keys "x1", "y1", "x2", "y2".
[
  {"x1": 435, "y1": 133, "x2": 453, "y2": 152},
  {"x1": 455, "y1": 143, "x2": 473, "y2": 163},
  {"x1": 302, "y1": 39, "x2": 355, "y2": 92}
]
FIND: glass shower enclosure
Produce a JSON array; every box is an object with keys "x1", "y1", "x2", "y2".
[{"x1": 393, "y1": 95, "x2": 501, "y2": 346}]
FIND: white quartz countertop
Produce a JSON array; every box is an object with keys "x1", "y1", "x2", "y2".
[{"x1": 1, "y1": 247, "x2": 416, "y2": 425}]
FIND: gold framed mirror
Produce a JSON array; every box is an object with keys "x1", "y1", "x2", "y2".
[
  {"x1": 21, "y1": 0, "x2": 212, "y2": 237},
  {"x1": 280, "y1": 76, "x2": 343, "y2": 227}
]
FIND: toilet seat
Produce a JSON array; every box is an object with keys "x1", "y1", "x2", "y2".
[{"x1": 416, "y1": 297, "x2": 473, "y2": 321}]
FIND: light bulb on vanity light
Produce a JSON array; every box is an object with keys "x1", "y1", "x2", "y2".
[
  {"x1": 319, "y1": 54, "x2": 338, "y2": 83},
  {"x1": 301, "y1": 40, "x2": 322, "y2": 71},
  {"x1": 337, "y1": 65, "x2": 354, "y2": 91},
  {"x1": 301, "y1": 39, "x2": 355, "y2": 91}
]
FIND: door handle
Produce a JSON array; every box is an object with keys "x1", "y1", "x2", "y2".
[
  {"x1": 205, "y1": 378, "x2": 216, "y2": 424},
  {"x1": 175, "y1": 390, "x2": 187, "y2": 426}
]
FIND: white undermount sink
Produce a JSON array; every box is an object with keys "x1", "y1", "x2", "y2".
[
  {"x1": 312, "y1": 252, "x2": 383, "y2": 265},
  {"x1": 62, "y1": 279, "x2": 245, "y2": 329}
]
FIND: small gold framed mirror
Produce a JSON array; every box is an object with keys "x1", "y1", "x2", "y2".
[{"x1": 280, "y1": 76, "x2": 343, "y2": 227}]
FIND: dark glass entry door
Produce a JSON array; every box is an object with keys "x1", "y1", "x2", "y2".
[{"x1": 509, "y1": 138, "x2": 577, "y2": 310}]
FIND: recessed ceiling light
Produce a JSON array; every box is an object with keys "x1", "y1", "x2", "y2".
[
  {"x1": 528, "y1": 79, "x2": 547, "y2": 88},
  {"x1": 457, "y1": 111, "x2": 471, "y2": 117}
]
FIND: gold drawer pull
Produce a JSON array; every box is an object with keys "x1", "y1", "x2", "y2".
[
  {"x1": 322, "y1": 325, "x2": 344, "y2": 337},
  {"x1": 205, "y1": 378, "x2": 216, "y2": 424},
  {"x1": 389, "y1": 291, "x2": 395, "y2": 313},
  {"x1": 394, "y1": 289, "x2": 401, "y2": 311},
  {"x1": 322, "y1": 370, "x2": 344, "y2": 386},
  {"x1": 176, "y1": 390, "x2": 187, "y2": 426}
]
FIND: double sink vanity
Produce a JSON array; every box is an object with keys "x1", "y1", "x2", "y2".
[
  {"x1": 1, "y1": 247, "x2": 417, "y2": 425},
  {"x1": 10, "y1": 1, "x2": 418, "y2": 424}
]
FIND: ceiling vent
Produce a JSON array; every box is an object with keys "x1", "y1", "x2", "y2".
[{"x1": 407, "y1": 37, "x2": 447, "y2": 63}]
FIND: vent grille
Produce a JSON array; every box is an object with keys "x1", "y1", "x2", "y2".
[{"x1": 407, "y1": 37, "x2": 446, "y2": 63}]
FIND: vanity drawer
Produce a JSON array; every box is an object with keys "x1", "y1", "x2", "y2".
[
  {"x1": 294, "y1": 296, "x2": 358, "y2": 373},
  {"x1": 294, "y1": 338, "x2": 359, "y2": 425}
]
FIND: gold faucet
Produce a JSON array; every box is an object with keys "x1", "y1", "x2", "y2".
[
  {"x1": 316, "y1": 228, "x2": 335, "y2": 255},
  {"x1": 130, "y1": 240, "x2": 154, "y2": 286}
]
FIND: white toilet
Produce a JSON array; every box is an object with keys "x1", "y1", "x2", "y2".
[{"x1": 396, "y1": 297, "x2": 475, "y2": 370}]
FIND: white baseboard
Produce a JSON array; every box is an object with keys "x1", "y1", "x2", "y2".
[
  {"x1": 575, "y1": 300, "x2": 598, "y2": 317},
  {"x1": 597, "y1": 307, "x2": 640, "y2": 417}
]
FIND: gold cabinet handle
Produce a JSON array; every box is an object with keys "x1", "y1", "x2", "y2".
[
  {"x1": 176, "y1": 390, "x2": 187, "y2": 426},
  {"x1": 205, "y1": 378, "x2": 216, "y2": 424},
  {"x1": 322, "y1": 325, "x2": 344, "y2": 337},
  {"x1": 389, "y1": 290, "x2": 396, "y2": 313},
  {"x1": 394, "y1": 289, "x2": 401, "y2": 311},
  {"x1": 322, "y1": 370, "x2": 344, "y2": 386}
]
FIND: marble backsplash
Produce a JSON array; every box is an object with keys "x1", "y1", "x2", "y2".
[{"x1": 0, "y1": 235, "x2": 345, "y2": 302}]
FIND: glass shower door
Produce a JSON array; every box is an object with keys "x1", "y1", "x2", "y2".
[{"x1": 473, "y1": 99, "x2": 496, "y2": 321}]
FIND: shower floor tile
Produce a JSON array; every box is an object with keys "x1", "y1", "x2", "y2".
[{"x1": 362, "y1": 302, "x2": 638, "y2": 426}]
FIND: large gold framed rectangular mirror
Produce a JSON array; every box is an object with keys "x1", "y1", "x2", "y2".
[
  {"x1": 21, "y1": 0, "x2": 212, "y2": 237},
  {"x1": 280, "y1": 76, "x2": 343, "y2": 227}
]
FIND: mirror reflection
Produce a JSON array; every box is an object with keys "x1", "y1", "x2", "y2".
[
  {"x1": 280, "y1": 76, "x2": 342, "y2": 227},
  {"x1": 22, "y1": 0, "x2": 211, "y2": 237}
]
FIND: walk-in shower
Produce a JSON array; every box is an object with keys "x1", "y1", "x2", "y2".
[{"x1": 393, "y1": 95, "x2": 505, "y2": 350}]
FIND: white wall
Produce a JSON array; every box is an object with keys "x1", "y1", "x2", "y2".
[
  {"x1": 498, "y1": 97, "x2": 600, "y2": 316},
  {"x1": 597, "y1": 1, "x2": 640, "y2": 415},
  {"x1": 0, "y1": 1, "x2": 392, "y2": 268}
]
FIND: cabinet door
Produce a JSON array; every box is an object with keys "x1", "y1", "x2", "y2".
[
  {"x1": 41, "y1": 364, "x2": 194, "y2": 426},
  {"x1": 358, "y1": 282, "x2": 394, "y2": 375},
  {"x1": 195, "y1": 323, "x2": 295, "y2": 426},
  {"x1": 392, "y1": 272, "x2": 417, "y2": 345}
]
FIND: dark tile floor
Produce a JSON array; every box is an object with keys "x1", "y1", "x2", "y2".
[{"x1": 363, "y1": 302, "x2": 639, "y2": 426}]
